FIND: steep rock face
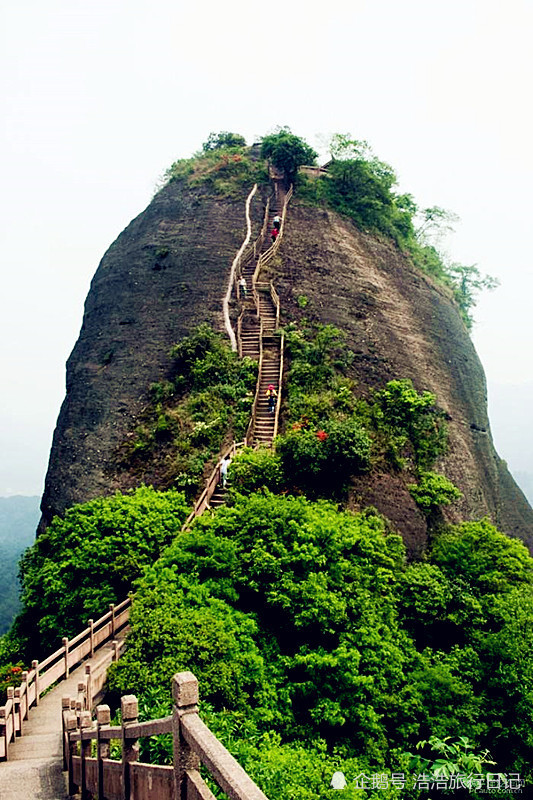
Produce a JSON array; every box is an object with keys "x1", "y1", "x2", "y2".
[
  {"x1": 40, "y1": 184, "x2": 533, "y2": 552},
  {"x1": 39, "y1": 180, "x2": 264, "y2": 529},
  {"x1": 272, "y1": 202, "x2": 533, "y2": 549}
]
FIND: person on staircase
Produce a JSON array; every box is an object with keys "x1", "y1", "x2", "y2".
[
  {"x1": 239, "y1": 276, "x2": 247, "y2": 300},
  {"x1": 266, "y1": 384, "x2": 278, "y2": 413},
  {"x1": 271, "y1": 227, "x2": 279, "y2": 244},
  {"x1": 273, "y1": 214, "x2": 281, "y2": 230},
  {"x1": 220, "y1": 455, "x2": 230, "y2": 489}
]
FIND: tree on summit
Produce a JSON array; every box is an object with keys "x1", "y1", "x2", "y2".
[{"x1": 260, "y1": 127, "x2": 317, "y2": 183}]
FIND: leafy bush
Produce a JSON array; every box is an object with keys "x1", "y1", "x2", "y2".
[
  {"x1": 260, "y1": 127, "x2": 317, "y2": 183},
  {"x1": 163, "y1": 142, "x2": 265, "y2": 195},
  {"x1": 109, "y1": 494, "x2": 414, "y2": 756},
  {"x1": 0, "y1": 661, "x2": 24, "y2": 704},
  {"x1": 121, "y1": 326, "x2": 257, "y2": 496},
  {"x1": 276, "y1": 417, "x2": 371, "y2": 495},
  {"x1": 227, "y1": 447, "x2": 285, "y2": 494},
  {"x1": 202, "y1": 131, "x2": 247, "y2": 151},
  {"x1": 373, "y1": 379, "x2": 448, "y2": 469},
  {"x1": 14, "y1": 486, "x2": 189, "y2": 656},
  {"x1": 409, "y1": 472, "x2": 462, "y2": 514}
]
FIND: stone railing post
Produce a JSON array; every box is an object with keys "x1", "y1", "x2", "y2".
[
  {"x1": 20, "y1": 671, "x2": 28, "y2": 722},
  {"x1": 85, "y1": 664, "x2": 92, "y2": 710},
  {"x1": 6, "y1": 687, "x2": 15, "y2": 755},
  {"x1": 62, "y1": 696, "x2": 71, "y2": 769},
  {"x1": 110, "y1": 604, "x2": 116, "y2": 639},
  {"x1": 172, "y1": 671, "x2": 200, "y2": 800},
  {"x1": 78, "y1": 679, "x2": 87, "y2": 712},
  {"x1": 121, "y1": 695, "x2": 139, "y2": 800},
  {"x1": 32, "y1": 660, "x2": 40, "y2": 707},
  {"x1": 80, "y1": 709, "x2": 92, "y2": 800},
  {"x1": 97, "y1": 704, "x2": 111, "y2": 800},
  {"x1": 63, "y1": 637, "x2": 70, "y2": 678},
  {"x1": 13, "y1": 688, "x2": 21, "y2": 737},
  {"x1": 0, "y1": 703, "x2": 8, "y2": 760},
  {"x1": 66, "y1": 711, "x2": 79, "y2": 796},
  {"x1": 112, "y1": 639, "x2": 119, "y2": 662},
  {"x1": 89, "y1": 619, "x2": 94, "y2": 657}
]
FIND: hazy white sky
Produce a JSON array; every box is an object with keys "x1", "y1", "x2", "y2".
[{"x1": 1, "y1": 0, "x2": 532, "y2": 497}]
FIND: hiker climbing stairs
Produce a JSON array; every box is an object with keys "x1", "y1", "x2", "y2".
[{"x1": 252, "y1": 337, "x2": 282, "y2": 446}]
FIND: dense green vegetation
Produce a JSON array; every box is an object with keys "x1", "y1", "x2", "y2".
[
  {"x1": 293, "y1": 133, "x2": 498, "y2": 329},
  {"x1": 260, "y1": 127, "x2": 318, "y2": 184},
  {"x1": 162, "y1": 127, "x2": 497, "y2": 328},
  {"x1": 106, "y1": 496, "x2": 532, "y2": 798},
  {"x1": 120, "y1": 325, "x2": 257, "y2": 496},
  {"x1": 7, "y1": 487, "x2": 189, "y2": 659},
  {"x1": 274, "y1": 321, "x2": 452, "y2": 496},
  {"x1": 163, "y1": 133, "x2": 267, "y2": 197},
  {"x1": 0, "y1": 496, "x2": 39, "y2": 635}
]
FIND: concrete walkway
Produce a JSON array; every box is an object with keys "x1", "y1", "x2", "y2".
[{"x1": 0, "y1": 640, "x2": 119, "y2": 800}]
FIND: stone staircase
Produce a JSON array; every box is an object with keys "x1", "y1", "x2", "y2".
[
  {"x1": 253, "y1": 337, "x2": 281, "y2": 446},
  {"x1": 209, "y1": 483, "x2": 227, "y2": 508},
  {"x1": 208, "y1": 185, "x2": 287, "y2": 506}
]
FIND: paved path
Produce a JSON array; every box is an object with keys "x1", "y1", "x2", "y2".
[{"x1": 0, "y1": 640, "x2": 118, "y2": 800}]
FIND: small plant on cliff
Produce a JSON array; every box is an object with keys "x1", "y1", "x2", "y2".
[
  {"x1": 276, "y1": 418, "x2": 371, "y2": 496},
  {"x1": 409, "y1": 472, "x2": 462, "y2": 514},
  {"x1": 373, "y1": 379, "x2": 448, "y2": 469},
  {"x1": 120, "y1": 326, "x2": 257, "y2": 495},
  {"x1": 163, "y1": 137, "x2": 266, "y2": 195}
]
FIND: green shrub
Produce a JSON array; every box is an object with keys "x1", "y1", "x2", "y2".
[
  {"x1": 0, "y1": 661, "x2": 25, "y2": 704},
  {"x1": 276, "y1": 418, "x2": 371, "y2": 495},
  {"x1": 227, "y1": 447, "x2": 285, "y2": 494},
  {"x1": 260, "y1": 127, "x2": 317, "y2": 183},
  {"x1": 409, "y1": 472, "x2": 462, "y2": 514},
  {"x1": 374, "y1": 379, "x2": 448, "y2": 469},
  {"x1": 14, "y1": 487, "x2": 189, "y2": 656},
  {"x1": 121, "y1": 327, "x2": 256, "y2": 496},
  {"x1": 202, "y1": 132, "x2": 247, "y2": 151}
]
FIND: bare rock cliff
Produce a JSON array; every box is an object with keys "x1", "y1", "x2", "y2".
[
  {"x1": 40, "y1": 185, "x2": 533, "y2": 552},
  {"x1": 275, "y1": 202, "x2": 533, "y2": 550},
  {"x1": 39, "y1": 180, "x2": 264, "y2": 529}
]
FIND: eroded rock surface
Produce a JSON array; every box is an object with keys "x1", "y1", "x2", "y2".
[{"x1": 40, "y1": 186, "x2": 533, "y2": 553}]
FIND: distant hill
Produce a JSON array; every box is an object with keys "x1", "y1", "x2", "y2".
[{"x1": 0, "y1": 496, "x2": 39, "y2": 634}]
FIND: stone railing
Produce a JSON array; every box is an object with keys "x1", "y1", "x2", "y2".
[
  {"x1": 272, "y1": 331, "x2": 284, "y2": 443},
  {"x1": 0, "y1": 598, "x2": 131, "y2": 761},
  {"x1": 224, "y1": 184, "x2": 258, "y2": 351},
  {"x1": 245, "y1": 319, "x2": 264, "y2": 446},
  {"x1": 251, "y1": 184, "x2": 293, "y2": 289},
  {"x1": 63, "y1": 670, "x2": 268, "y2": 800},
  {"x1": 182, "y1": 439, "x2": 245, "y2": 528}
]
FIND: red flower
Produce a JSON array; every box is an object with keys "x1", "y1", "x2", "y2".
[{"x1": 316, "y1": 430, "x2": 328, "y2": 441}]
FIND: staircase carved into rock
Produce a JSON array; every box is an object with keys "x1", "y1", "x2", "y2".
[{"x1": 185, "y1": 182, "x2": 291, "y2": 522}]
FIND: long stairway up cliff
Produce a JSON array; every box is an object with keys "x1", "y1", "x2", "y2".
[{"x1": 40, "y1": 177, "x2": 533, "y2": 552}]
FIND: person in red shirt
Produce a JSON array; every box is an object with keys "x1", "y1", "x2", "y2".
[{"x1": 271, "y1": 228, "x2": 279, "y2": 244}]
